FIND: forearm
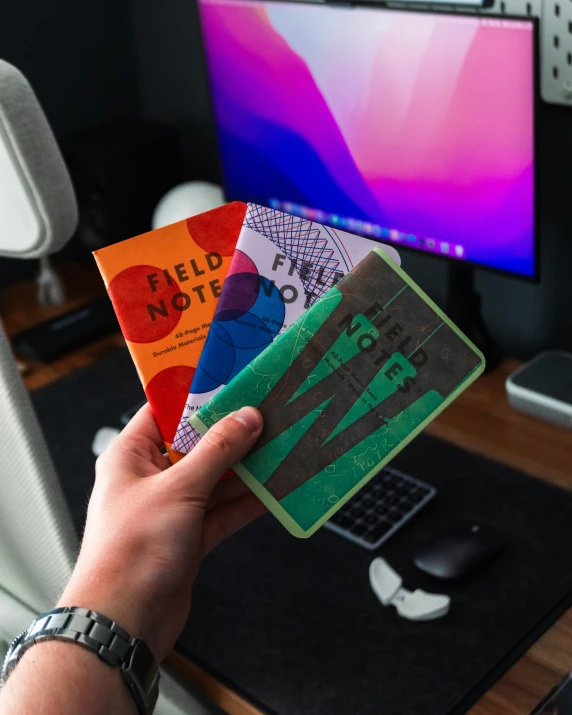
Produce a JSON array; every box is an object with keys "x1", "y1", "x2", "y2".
[
  {"x1": 0, "y1": 641, "x2": 136, "y2": 715},
  {"x1": 0, "y1": 405, "x2": 264, "y2": 714}
]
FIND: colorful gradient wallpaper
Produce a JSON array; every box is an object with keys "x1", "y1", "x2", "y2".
[{"x1": 199, "y1": 0, "x2": 535, "y2": 276}]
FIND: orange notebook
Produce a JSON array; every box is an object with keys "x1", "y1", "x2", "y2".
[{"x1": 93, "y1": 202, "x2": 247, "y2": 460}]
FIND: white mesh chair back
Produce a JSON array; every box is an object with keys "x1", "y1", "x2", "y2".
[
  {"x1": 0, "y1": 330, "x2": 215, "y2": 713},
  {"x1": 0, "y1": 323, "x2": 77, "y2": 639}
]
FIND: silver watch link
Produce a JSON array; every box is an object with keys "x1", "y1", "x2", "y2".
[{"x1": 1, "y1": 606, "x2": 160, "y2": 714}]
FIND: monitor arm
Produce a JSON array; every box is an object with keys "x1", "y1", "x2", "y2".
[{"x1": 445, "y1": 262, "x2": 502, "y2": 372}]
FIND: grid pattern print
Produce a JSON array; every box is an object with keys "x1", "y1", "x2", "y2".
[
  {"x1": 244, "y1": 203, "x2": 342, "y2": 307},
  {"x1": 172, "y1": 413, "x2": 202, "y2": 453}
]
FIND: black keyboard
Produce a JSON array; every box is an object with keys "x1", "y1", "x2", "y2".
[{"x1": 325, "y1": 466, "x2": 436, "y2": 550}]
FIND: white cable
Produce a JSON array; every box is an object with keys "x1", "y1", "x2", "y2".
[{"x1": 36, "y1": 256, "x2": 65, "y2": 306}]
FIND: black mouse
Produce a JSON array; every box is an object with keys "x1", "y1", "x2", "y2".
[{"x1": 414, "y1": 519, "x2": 504, "y2": 580}]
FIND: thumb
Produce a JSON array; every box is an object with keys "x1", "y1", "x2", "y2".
[{"x1": 167, "y1": 406, "x2": 263, "y2": 502}]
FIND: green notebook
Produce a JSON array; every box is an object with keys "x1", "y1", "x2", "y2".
[{"x1": 190, "y1": 247, "x2": 485, "y2": 538}]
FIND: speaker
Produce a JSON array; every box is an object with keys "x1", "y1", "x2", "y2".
[{"x1": 61, "y1": 120, "x2": 183, "y2": 250}]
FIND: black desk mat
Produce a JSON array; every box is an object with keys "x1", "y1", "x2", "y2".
[{"x1": 31, "y1": 349, "x2": 572, "y2": 715}]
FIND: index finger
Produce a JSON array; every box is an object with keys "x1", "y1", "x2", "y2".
[{"x1": 116, "y1": 402, "x2": 165, "y2": 451}]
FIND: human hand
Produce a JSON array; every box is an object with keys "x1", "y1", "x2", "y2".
[{"x1": 58, "y1": 404, "x2": 265, "y2": 662}]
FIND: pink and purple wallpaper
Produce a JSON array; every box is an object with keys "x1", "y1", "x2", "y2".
[{"x1": 199, "y1": 0, "x2": 535, "y2": 276}]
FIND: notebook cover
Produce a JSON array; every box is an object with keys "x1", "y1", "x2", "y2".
[
  {"x1": 190, "y1": 246, "x2": 485, "y2": 537},
  {"x1": 93, "y1": 201, "x2": 247, "y2": 460},
  {"x1": 172, "y1": 203, "x2": 400, "y2": 453}
]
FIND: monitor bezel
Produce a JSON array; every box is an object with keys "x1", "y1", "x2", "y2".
[{"x1": 197, "y1": 0, "x2": 540, "y2": 283}]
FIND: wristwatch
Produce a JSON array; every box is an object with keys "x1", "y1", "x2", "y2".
[{"x1": 1, "y1": 606, "x2": 160, "y2": 714}]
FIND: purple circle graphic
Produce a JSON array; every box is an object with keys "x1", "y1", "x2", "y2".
[{"x1": 216, "y1": 271, "x2": 260, "y2": 321}]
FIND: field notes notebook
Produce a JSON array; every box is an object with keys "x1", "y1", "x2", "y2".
[
  {"x1": 93, "y1": 202, "x2": 246, "y2": 459},
  {"x1": 190, "y1": 247, "x2": 485, "y2": 538}
]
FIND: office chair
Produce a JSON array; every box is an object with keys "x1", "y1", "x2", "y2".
[{"x1": 0, "y1": 59, "x2": 217, "y2": 714}]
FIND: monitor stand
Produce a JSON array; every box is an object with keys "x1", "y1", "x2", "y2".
[{"x1": 445, "y1": 263, "x2": 502, "y2": 373}]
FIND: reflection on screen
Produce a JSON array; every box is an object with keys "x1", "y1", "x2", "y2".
[{"x1": 199, "y1": 0, "x2": 535, "y2": 277}]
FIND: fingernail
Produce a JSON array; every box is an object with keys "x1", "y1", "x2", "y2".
[{"x1": 230, "y1": 406, "x2": 262, "y2": 433}]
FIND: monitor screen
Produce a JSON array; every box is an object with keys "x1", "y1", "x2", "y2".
[{"x1": 199, "y1": 0, "x2": 536, "y2": 278}]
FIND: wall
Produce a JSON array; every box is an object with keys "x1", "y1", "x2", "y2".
[
  {"x1": 129, "y1": 0, "x2": 220, "y2": 182},
  {"x1": 0, "y1": 0, "x2": 142, "y2": 285},
  {"x1": 2, "y1": 0, "x2": 140, "y2": 136}
]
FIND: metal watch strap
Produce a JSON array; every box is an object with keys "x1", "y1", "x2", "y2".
[{"x1": 1, "y1": 606, "x2": 160, "y2": 714}]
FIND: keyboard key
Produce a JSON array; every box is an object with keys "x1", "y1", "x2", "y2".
[
  {"x1": 386, "y1": 494, "x2": 400, "y2": 506},
  {"x1": 399, "y1": 499, "x2": 414, "y2": 513},
  {"x1": 331, "y1": 513, "x2": 352, "y2": 529},
  {"x1": 364, "y1": 513, "x2": 378, "y2": 525},
  {"x1": 351, "y1": 523, "x2": 367, "y2": 536},
  {"x1": 350, "y1": 506, "x2": 365, "y2": 519},
  {"x1": 410, "y1": 491, "x2": 425, "y2": 504},
  {"x1": 374, "y1": 504, "x2": 389, "y2": 517},
  {"x1": 364, "y1": 521, "x2": 393, "y2": 543},
  {"x1": 386, "y1": 510, "x2": 402, "y2": 524},
  {"x1": 362, "y1": 498, "x2": 376, "y2": 510}
]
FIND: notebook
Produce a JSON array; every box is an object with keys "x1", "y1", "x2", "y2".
[
  {"x1": 190, "y1": 246, "x2": 485, "y2": 537},
  {"x1": 93, "y1": 202, "x2": 246, "y2": 459}
]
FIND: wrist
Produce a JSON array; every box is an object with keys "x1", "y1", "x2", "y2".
[
  {"x1": 1, "y1": 640, "x2": 137, "y2": 715},
  {"x1": 58, "y1": 570, "x2": 158, "y2": 660},
  {"x1": 2, "y1": 606, "x2": 161, "y2": 715}
]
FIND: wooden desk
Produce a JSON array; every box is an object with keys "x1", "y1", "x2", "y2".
[
  {"x1": 3, "y1": 263, "x2": 571, "y2": 715},
  {"x1": 0, "y1": 261, "x2": 126, "y2": 391}
]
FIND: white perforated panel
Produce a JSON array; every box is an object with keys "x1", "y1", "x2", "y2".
[
  {"x1": 482, "y1": 0, "x2": 541, "y2": 17},
  {"x1": 539, "y1": 0, "x2": 572, "y2": 103}
]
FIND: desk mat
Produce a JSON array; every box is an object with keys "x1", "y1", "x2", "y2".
[{"x1": 31, "y1": 349, "x2": 572, "y2": 715}]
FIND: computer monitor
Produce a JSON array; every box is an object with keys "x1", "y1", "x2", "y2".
[{"x1": 198, "y1": 0, "x2": 537, "y2": 281}]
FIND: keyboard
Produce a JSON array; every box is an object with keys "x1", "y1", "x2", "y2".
[{"x1": 325, "y1": 466, "x2": 436, "y2": 550}]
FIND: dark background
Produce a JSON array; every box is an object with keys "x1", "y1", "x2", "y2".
[{"x1": 1, "y1": 0, "x2": 571, "y2": 358}]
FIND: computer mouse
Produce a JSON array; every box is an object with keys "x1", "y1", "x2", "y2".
[{"x1": 414, "y1": 519, "x2": 504, "y2": 580}]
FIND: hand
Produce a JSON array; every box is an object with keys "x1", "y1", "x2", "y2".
[{"x1": 58, "y1": 404, "x2": 265, "y2": 662}]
